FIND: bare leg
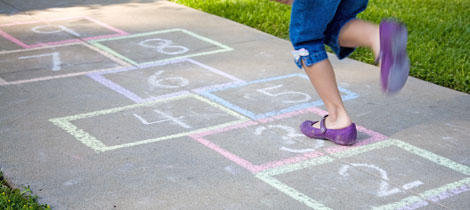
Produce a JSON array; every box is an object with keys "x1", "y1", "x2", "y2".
[
  {"x1": 305, "y1": 19, "x2": 379, "y2": 129},
  {"x1": 339, "y1": 19, "x2": 380, "y2": 59},
  {"x1": 304, "y1": 60, "x2": 352, "y2": 129}
]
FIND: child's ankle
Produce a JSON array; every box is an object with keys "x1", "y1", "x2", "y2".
[{"x1": 325, "y1": 114, "x2": 352, "y2": 130}]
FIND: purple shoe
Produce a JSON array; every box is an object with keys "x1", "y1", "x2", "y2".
[
  {"x1": 378, "y1": 19, "x2": 410, "y2": 95},
  {"x1": 300, "y1": 115, "x2": 357, "y2": 146}
]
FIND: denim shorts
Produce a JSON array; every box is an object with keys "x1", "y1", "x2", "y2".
[{"x1": 289, "y1": 0, "x2": 369, "y2": 69}]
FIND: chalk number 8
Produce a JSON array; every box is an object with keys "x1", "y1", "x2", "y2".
[{"x1": 139, "y1": 38, "x2": 189, "y2": 55}]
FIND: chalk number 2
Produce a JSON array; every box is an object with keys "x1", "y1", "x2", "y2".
[{"x1": 339, "y1": 163, "x2": 423, "y2": 197}]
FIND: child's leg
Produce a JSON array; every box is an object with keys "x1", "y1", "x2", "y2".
[
  {"x1": 303, "y1": 60, "x2": 352, "y2": 129},
  {"x1": 333, "y1": 2, "x2": 410, "y2": 95},
  {"x1": 289, "y1": 0, "x2": 372, "y2": 146},
  {"x1": 338, "y1": 19, "x2": 380, "y2": 59},
  {"x1": 289, "y1": 0, "x2": 368, "y2": 130},
  {"x1": 304, "y1": 19, "x2": 380, "y2": 130}
]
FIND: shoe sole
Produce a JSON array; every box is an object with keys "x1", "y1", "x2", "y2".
[{"x1": 380, "y1": 20, "x2": 410, "y2": 95}]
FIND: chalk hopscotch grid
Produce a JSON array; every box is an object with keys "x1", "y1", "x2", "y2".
[
  {"x1": 0, "y1": 42, "x2": 131, "y2": 85},
  {"x1": 189, "y1": 106, "x2": 388, "y2": 174},
  {"x1": 87, "y1": 58, "x2": 244, "y2": 103},
  {"x1": 0, "y1": 16, "x2": 128, "y2": 48},
  {"x1": 199, "y1": 73, "x2": 359, "y2": 120},
  {"x1": 6, "y1": 15, "x2": 462, "y2": 209},
  {"x1": 88, "y1": 28, "x2": 234, "y2": 66},
  {"x1": 49, "y1": 94, "x2": 249, "y2": 153},
  {"x1": 255, "y1": 139, "x2": 470, "y2": 210}
]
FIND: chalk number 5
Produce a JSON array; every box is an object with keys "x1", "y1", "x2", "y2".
[{"x1": 257, "y1": 84, "x2": 311, "y2": 104}]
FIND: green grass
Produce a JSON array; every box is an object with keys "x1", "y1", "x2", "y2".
[
  {"x1": 1, "y1": 172, "x2": 51, "y2": 210},
  {"x1": 170, "y1": 0, "x2": 470, "y2": 93}
]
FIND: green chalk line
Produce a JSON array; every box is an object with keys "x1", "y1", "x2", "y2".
[
  {"x1": 255, "y1": 139, "x2": 470, "y2": 209},
  {"x1": 49, "y1": 94, "x2": 248, "y2": 153},
  {"x1": 256, "y1": 156, "x2": 334, "y2": 177},
  {"x1": 255, "y1": 174, "x2": 333, "y2": 210},
  {"x1": 89, "y1": 28, "x2": 233, "y2": 66}
]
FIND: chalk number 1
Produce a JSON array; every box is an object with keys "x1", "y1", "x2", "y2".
[{"x1": 18, "y1": 52, "x2": 62, "y2": 71}]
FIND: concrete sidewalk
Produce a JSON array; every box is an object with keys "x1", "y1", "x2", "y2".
[{"x1": 1, "y1": 1, "x2": 469, "y2": 209}]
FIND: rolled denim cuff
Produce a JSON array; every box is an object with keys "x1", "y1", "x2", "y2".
[{"x1": 291, "y1": 48, "x2": 328, "y2": 69}]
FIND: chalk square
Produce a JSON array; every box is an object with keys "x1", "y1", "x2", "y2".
[
  {"x1": 255, "y1": 140, "x2": 470, "y2": 210},
  {"x1": 87, "y1": 58, "x2": 244, "y2": 103},
  {"x1": 190, "y1": 106, "x2": 388, "y2": 174},
  {"x1": 0, "y1": 16, "x2": 128, "y2": 48},
  {"x1": 0, "y1": 43, "x2": 128, "y2": 85},
  {"x1": 342, "y1": 146, "x2": 469, "y2": 200},
  {"x1": 49, "y1": 94, "x2": 249, "y2": 153},
  {"x1": 199, "y1": 74, "x2": 359, "y2": 120},
  {"x1": 89, "y1": 28, "x2": 233, "y2": 66}
]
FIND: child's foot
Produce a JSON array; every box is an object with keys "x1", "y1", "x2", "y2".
[
  {"x1": 310, "y1": 115, "x2": 351, "y2": 129},
  {"x1": 300, "y1": 115, "x2": 357, "y2": 146},
  {"x1": 377, "y1": 19, "x2": 410, "y2": 95}
]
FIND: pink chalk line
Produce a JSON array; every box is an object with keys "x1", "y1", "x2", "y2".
[
  {"x1": 325, "y1": 125, "x2": 388, "y2": 154},
  {"x1": 191, "y1": 136, "x2": 259, "y2": 173},
  {"x1": 0, "y1": 29, "x2": 30, "y2": 48},
  {"x1": 259, "y1": 106, "x2": 388, "y2": 154},
  {"x1": 192, "y1": 132, "x2": 325, "y2": 174},
  {"x1": 253, "y1": 151, "x2": 325, "y2": 173},
  {"x1": 83, "y1": 16, "x2": 128, "y2": 35},
  {"x1": 190, "y1": 121, "x2": 259, "y2": 138},
  {"x1": 189, "y1": 106, "x2": 388, "y2": 174},
  {"x1": 0, "y1": 16, "x2": 128, "y2": 48},
  {"x1": 28, "y1": 39, "x2": 81, "y2": 48}
]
